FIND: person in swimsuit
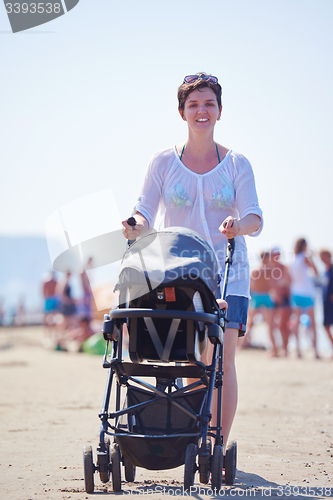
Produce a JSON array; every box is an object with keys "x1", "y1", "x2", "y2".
[
  {"x1": 122, "y1": 73, "x2": 263, "y2": 446},
  {"x1": 80, "y1": 257, "x2": 94, "y2": 321},
  {"x1": 57, "y1": 272, "x2": 77, "y2": 335},
  {"x1": 319, "y1": 249, "x2": 333, "y2": 358},
  {"x1": 289, "y1": 238, "x2": 319, "y2": 358},
  {"x1": 42, "y1": 271, "x2": 59, "y2": 338},
  {"x1": 270, "y1": 247, "x2": 292, "y2": 357},
  {"x1": 245, "y1": 251, "x2": 277, "y2": 355}
]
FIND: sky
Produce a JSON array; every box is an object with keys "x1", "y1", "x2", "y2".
[{"x1": 1, "y1": 0, "x2": 333, "y2": 272}]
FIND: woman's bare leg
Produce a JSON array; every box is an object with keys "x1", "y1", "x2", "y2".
[
  {"x1": 307, "y1": 307, "x2": 320, "y2": 358},
  {"x1": 278, "y1": 306, "x2": 291, "y2": 356},
  {"x1": 263, "y1": 308, "x2": 278, "y2": 356},
  {"x1": 324, "y1": 325, "x2": 333, "y2": 359},
  {"x1": 292, "y1": 308, "x2": 302, "y2": 357},
  {"x1": 201, "y1": 328, "x2": 239, "y2": 447},
  {"x1": 221, "y1": 327, "x2": 239, "y2": 445}
]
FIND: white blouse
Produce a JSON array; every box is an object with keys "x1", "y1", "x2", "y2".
[
  {"x1": 133, "y1": 147, "x2": 263, "y2": 298},
  {"x1": 289, "y1": 252, "x2": 316, "y2": 299}
]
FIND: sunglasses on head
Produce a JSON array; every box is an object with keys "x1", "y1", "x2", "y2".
[{"x1": 183, "y1": 75, "x2": 218, "y2": 84}]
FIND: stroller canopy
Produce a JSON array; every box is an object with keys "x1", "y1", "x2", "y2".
[{"x1": 117, "y1": 227, "x2": 219, "y2": 304}]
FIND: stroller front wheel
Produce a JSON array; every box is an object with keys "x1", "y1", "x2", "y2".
[
  {"x1": 83, "y1": 445, "x2": 95, "y2": 493},
  {"x1": 111, "y1": 442, "x2": 122, "y2": 492},
  {"x1": 224, "y1": 441, "x2": 237, "y2": 485},
  {"x1": 124, "y1": 456, "x2": 136, "y2": 482},
  {"x1": 184, "y1": 443, "x2": 197, "y2": 489},
  {"x1": 99, "y1": 436, "x2": 110, "y2": 484},
  {"x1": 211, "y1": 444, "x2": 223, "y2": 491}
]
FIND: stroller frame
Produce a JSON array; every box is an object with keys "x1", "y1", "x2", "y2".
[{"x1": 83, "y1": 237, "x2": 237, "y2": 493}]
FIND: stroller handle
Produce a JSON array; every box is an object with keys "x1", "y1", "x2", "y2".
[
  {"x1": 226, "y1": 238, "x2": 235, "y2": 261},
  {"x1": 220, "y1": 238, "x2": 235, "y2": 301},
  {"x1": 127, "y1": 217, "x2": 137, "y2": 246},
  {"x1": 127, "y1": 217, "x2": 136, "y2": 227},
  {"x1": 109, "y1": 308, "x2": 219, "y2": 325}
]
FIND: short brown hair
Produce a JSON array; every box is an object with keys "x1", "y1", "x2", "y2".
[
  {"x1": 320, "y1": 249, "x2": 332, "y2": 259},
  {"x1": 177, "y1": 72, "x2": 222, "y2": 113}
]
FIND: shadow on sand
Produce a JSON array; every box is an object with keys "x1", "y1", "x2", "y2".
[{"x1": 110, "y1": 471, "x2": 331, "y2": 499}]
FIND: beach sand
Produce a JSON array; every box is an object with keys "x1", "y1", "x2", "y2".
[{"x1": 0, "y1": 326, "x2": 332, "y2": 499}]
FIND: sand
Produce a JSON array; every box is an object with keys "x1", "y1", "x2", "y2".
[{"x1": 0, "y1": 326, "x2": 332, "y2": 500}]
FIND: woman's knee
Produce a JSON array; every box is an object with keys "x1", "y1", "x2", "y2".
[{"x1": 223, "y1": 353, "x2": 236, "y2": 375}]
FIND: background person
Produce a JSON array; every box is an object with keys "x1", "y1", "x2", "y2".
[
  {"x1": 122, "y1": 72, "x2": 263, "y2": 446},
  {"x1": 56, "y1": 271, "x2": 77, "y2": 337},
  {"x1": 270, "y1": 247, "x2": 292, "y2": 357},
  {"x1": 42, "y1": 271, "x2": 59, "y2": 338},
  {"x1": 289, "y1": 238, "x2": 319, "y2": 358},
  {"x1": 319, "y1": 249, "x2": 333, "y2": 358},
  {"x1": 245, "y1": 251, "x2": 277, "y2": 356},
  {"x1": 80, "y1": 257, "x2": 94, "y2": 321},
  {"x1": 57, "y1": 316, "x2": 95, "y2": 352}
]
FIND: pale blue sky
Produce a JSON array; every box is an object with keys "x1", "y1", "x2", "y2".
[{"x1": 1, "y1": 0, "x2": 333, "y2": 266}]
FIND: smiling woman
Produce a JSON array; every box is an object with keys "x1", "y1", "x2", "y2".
[{"x1": 121, "y1": 72, "x2": 263, "y2": 447}]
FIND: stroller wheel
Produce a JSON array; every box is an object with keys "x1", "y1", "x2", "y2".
[
  {"x1": 224, "y1": 441, "x2": 237, "y2": 485},
  {"x1": 199, "y1": 439, "x2": 212, "y2": 484},
  {"x1": 111, "y1": 442, "x2": 122, "y2": 492},
  {"x1": 99, "y1": 436, "x2": 110, "y2": 484},
  {"x1": 124, "y1": 456, "x2": 136, "y2": 482},
  {"x1": 83, "y1": 445, "x2": 94, "y2": 493},
  {"x1": 184, "y1": 443, "x2": 197, "y2": 489},
  {"x1": 211, "y1": 445, "x2": 223, "y2": 491}
]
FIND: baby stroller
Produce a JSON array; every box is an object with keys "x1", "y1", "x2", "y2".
[{"x1": 83, "y1": 226, "x2": 237, "y2": 493}]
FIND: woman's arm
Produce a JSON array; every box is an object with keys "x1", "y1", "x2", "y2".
[
  {"x1": 305, "y1": 255, "x2": 319, "y2": 276},
  {"x1": 122, "y1": 212, "x2": 149, "y2": 240},
  {"x1": 219, "y1": 214, "x2": 261, "y2": 239},
  {"x1": 232, "y1": 155, "x2": 263, "y2": 237}
]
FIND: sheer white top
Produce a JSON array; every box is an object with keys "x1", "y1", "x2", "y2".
[
  {"x1": 133, "y1": 147, "x2": 263, "y2": 298},
  {"x1": 289, "y1": 252, "x2": 316, "y2": 299}
]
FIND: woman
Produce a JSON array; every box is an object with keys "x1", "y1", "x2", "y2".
[
  {"x1": 122, "y1": 73, "x2": 263, "y2": 446},
  {"x1": 289, "y1": 238, "x2": 319, "y2": 358}
]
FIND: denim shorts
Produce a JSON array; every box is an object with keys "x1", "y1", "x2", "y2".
[{"x1": 216, "y1": 290, "x2": 249, "y2": 337}]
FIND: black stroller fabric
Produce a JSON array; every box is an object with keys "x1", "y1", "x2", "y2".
[
  {"x1": 116, "y1": 387, "x2": 207, "y2": 470},
  {"x1": 117, "y1": 227, "x2": 219, "y2": 306}
]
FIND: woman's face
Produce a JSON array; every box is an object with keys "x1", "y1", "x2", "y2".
[{"x1": 181, "y1": 87, "x2": 221, "y2": 132}]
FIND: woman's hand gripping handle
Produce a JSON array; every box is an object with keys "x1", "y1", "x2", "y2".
[
  {"x1": 123, "y1": 217, "x2": 137, "y2": 246},
  {"x1": 122, "y1": 213, "x2": 149, "y2": 242}
]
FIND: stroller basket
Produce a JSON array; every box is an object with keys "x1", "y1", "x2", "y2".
[{"x1": 116, "y1": 386, "x2": 207, "y2": 470}]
